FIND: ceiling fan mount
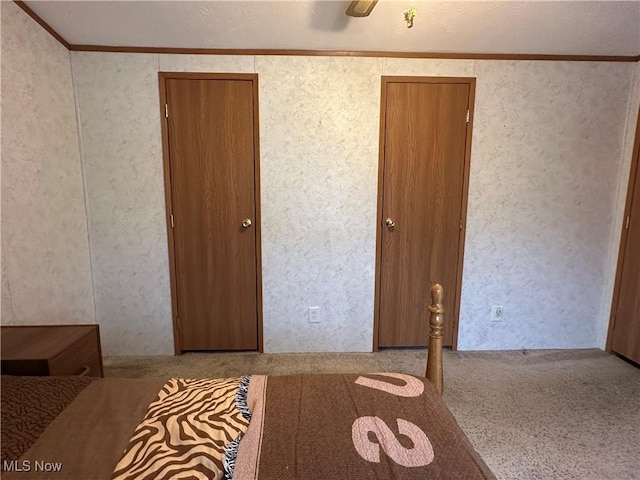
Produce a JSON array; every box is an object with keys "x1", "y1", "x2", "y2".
[{"x1": 345, "y1": 0, "x2": 379, "y2": 18}]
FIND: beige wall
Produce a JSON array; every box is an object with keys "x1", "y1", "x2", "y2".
[
  {"x1": 2, "y1": 3, "x2": 636, "y2": 354},
  {"x1": 1, "y1": 3, "x2": 95, "y2": 326},
  {"x1": 460, "y1": 60, "x2": 634, "y2": 349},
  {"x1": 599, "y1": 61, "x2": 640, "y2": 348},
  {"x1": 70, "y1": 51, "x2": 637, "y2": 355}
]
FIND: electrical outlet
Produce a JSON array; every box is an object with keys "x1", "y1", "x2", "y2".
[
  {"x1": 491, "y1": 305, "x2": 504, "y2": 322},
  {"x1": 308, "y1": 306, "x2": 320, "y2": 324}
]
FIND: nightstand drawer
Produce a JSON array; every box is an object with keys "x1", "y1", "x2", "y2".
[{"x1": 50, "y1": 331, "x2": 100, "y2": 376}]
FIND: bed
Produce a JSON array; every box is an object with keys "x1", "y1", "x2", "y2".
[{"x1": 1, "y1": 285, "x2": 495, "y2": 480}]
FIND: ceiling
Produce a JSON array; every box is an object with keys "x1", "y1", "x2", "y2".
[{"x1": 23, "y1": 1, "x2": 640, "y2": 56}]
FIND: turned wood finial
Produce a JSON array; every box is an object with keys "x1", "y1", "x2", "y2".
[
  {"x1": 426, "y1": 283, "x2": 444, "y2": 395},
  {"x1": 430, "y1": 283, "x2": 443, "y2": 308},
  {"x1": 428, "y1": 283, "x2": 445, "y2": 337}
]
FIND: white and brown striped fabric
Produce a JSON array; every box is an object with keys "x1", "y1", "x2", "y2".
[{"x1": 112, "y1": 377, "x2": 250, "y2": 480}]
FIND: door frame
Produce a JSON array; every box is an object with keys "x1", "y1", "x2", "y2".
[
  {"x1": 606, "y1": 104, "x2": 640, "y2": 352},
  {"x1": 158, "y1": 72, "x2": 263, "y2": 354},
  {"x1": 373, "y1": 76, "x2": 476, "y2": 351}
]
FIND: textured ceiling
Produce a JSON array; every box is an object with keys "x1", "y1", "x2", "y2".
[{"x1": 23, "y1": 1, "x2": 640, "y2": 56}]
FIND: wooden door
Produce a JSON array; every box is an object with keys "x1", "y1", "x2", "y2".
[
  {"x1": 161, "y1": 74, "x2": 261, "y2": 352},
  {"x1": 376, "y1": 77, "x2": 474, "y2": 348},
  {"x1": 610, "y1": 109, "x2": 640, "y2": 364}
]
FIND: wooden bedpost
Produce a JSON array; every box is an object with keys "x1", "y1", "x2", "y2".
[{"x1": 425, "y1": 283, "x2": 444, "y2": 394}]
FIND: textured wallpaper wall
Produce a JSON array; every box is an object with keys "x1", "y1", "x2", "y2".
[
  {"x1": 457, "y1": 60, "x2": 634, "y2": 349},
  {"x1": 69, "y1": 51, "x2": 637, "y2": 355},
  {"x1": 257, "y1": 56, "x2": 382, "y2": 352},
  {"x1": 598, "y1": 62, "x2": 640, "y2": 349},
  {"x1": 1, "y1": 3, "x2": 95, "y2": 326},
  {"x1": 71, "y1": 53, "x2": 173, "y2": 355}
]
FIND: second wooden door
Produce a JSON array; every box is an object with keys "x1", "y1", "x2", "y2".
[
  {"x1": 377, "y1": 77, "x2": 474, "y2": 348},
  {"x1": 162, "y1": 75, "x2": 261, "y2": 352},
  {"x1": 610, "y1": 109, "x2": 640, "y2": 364}
]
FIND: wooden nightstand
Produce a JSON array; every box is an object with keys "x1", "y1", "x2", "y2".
[{"x1": 1, "y1": 325, "x2": 103, "y2": 377}]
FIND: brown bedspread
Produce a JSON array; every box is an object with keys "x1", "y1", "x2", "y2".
[
  {"x1": 236, "y1": 373, "x2": 495, "y2": 480},
  {"x1": 1, "y1": 375, "x2": 96, "y2": 462},
  {"x1": 2, "y1": 377, "x2": 167, "y2": 480},
  {"x1": 1, "y1": 374, "x2": 495, "y2": 480}
]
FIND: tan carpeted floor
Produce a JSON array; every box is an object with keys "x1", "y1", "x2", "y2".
[{"x1": 104, "y1": 348, "x2": 640, "y2": 480}]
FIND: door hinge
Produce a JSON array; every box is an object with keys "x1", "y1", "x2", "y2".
[
  {"x1": 625, "y1": 215, "x2": 630, "y2": 229},
  {"x1": 611, "y1": 315, "x2": 616, "y2": 330},
  {"x1": 459, "y1": 220, "x2": 463, "y2": 230},
  {"x1": 165, "y1": 104, "x2": 169, "y2": 118},
  {"x1": 466, "y1": 109, "x2": 470, "y2": 123},
  {"x1": 170, "y1": 214, "x2": 174, "y2": 228}
]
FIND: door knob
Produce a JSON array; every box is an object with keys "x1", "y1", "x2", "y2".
[
  {"x1": 242, "y1": 218, "x2": 252, "y2": 229},
  {"x1": 385, "y1": 218, "x2": 396, "y2": 228}
]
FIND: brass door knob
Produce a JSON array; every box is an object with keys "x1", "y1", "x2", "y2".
[
  {"x1": 242, "y1": 218, "x2": 252, "y2": 229},
  {"x1": 385, "y1": 218, "x2": 396, "y2": 228}
]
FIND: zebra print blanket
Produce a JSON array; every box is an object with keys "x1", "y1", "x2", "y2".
[{"x1": 112, "y1": 376, "x2": 251, "y2": 480}]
